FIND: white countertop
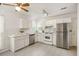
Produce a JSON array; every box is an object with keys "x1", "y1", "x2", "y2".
[{"x1": 9, "y1": 33, "x2": 29, "y2": 38}]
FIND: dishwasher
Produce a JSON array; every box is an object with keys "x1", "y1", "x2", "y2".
[{"x1": 29, "y1": 34, "x2": 35, "y2": 45}]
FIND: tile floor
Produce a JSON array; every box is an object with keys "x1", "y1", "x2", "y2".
[{"x1": 0, "y1": 43, "x2": 77, "y2": 56}]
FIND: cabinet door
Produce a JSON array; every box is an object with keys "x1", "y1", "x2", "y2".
[
  {"x1": 24, "y1": 36, "x2": 29, "y2": 46},
  {"x1": 56, "y1": 23, "x2": 63, "y2": 48},
  {"x1": 15, "y1": 37, "x2": 25, "y2": 51},
  {"x1": 53, "y1": 33, "x2": 56, "y2": 46},
  {"x1": 37, "y1": 34, "x2": 44, "y2": 42}
]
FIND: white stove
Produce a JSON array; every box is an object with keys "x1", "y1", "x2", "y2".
[
  {"x1": 43, "y1": 33, "x2": 53, "y2": 45},
  {"x1": 44, "y1": 33, "x2": 53, "y2": 41}
]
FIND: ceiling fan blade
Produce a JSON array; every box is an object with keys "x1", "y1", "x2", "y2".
[
  {"x1": 21, "y1": 3, "x2": 30, "y2": 6},
  {"x1": 0, "y1": 3, "x2": 30, "y2": 12},
  {"x1": 2, "y1": 3, "x2": 16, "y2": 6},
  {"x1": 16, "y1": 3, "x2": 30, "y2": 7},
  {"x1": 21, "y1": 8, "x2": 29, "y2": 12}
]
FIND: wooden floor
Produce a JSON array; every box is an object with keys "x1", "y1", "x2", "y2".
[{"x1": 0, "y1": 43, "x2": 77, "y2": 56}]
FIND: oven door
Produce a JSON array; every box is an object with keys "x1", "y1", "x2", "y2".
[{"x1": 44, "y1": 34, "x2": 53, "y2": 42}]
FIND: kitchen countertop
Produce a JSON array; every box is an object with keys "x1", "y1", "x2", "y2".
[{"x1": 9, "y1": 33, "x2": 29, "y2": 38}]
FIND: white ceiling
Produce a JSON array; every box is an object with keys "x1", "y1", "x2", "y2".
[
  {"x1": 0, "y1": 3, "x2": 77, "y2": 17},
  {"x1": 29, "y1": 3, "x2": 77, "y2": 16}
]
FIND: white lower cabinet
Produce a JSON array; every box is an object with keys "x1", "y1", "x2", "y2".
[
  {"x1": 10, "y1": 35, "x2": 29, "y2": 52},
  {"x1": 15, "y1": 38, "x2": 25, "y2": 51},
  {"x1": 24, "y1": 36, "x2": 29, "y2": 46},
  {"x1": 37, "y1": 33, "x2": 44, "y2": 42}
]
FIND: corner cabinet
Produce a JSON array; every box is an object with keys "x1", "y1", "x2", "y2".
[{"x1": 9, "y1": 35, "x2": 29, "y2": 52}]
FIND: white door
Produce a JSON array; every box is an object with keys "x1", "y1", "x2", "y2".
[{"x1": 0, "y1": 16, "x2": 4, "y2": 50}]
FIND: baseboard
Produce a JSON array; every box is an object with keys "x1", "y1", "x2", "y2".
[
  {"x1": 0, "y1": 48, "x2": 9, "y2": 54},
  {"x1": 36, "y1": 41, "x2": 53, "y2": 46}
]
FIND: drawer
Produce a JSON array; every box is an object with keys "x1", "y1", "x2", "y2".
[{"x1": 15, "y1": 37, "x2": 26, "y2": 41}]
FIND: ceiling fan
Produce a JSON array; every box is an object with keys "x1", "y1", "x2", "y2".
[{"x1": 0, "y1": 3, "x2": 30, "y2": 12}]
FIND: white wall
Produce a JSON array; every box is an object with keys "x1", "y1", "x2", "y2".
[
  {"x1": 0, "y1": 16, "x2": 4, "y2": 50},
  {"x1": 77, "y1": 4, "x2": 79, "y2": 56},
  {"x1": 0, "y1": 6, "x2": 30, "y2": 51},
  {"x1": 4, "y1": 13, "x2": 21, "y2": 49}
]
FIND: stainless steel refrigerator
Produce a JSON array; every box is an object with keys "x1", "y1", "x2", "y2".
[{"x1": 56, "y1": 23, "x2": 71, "y2": 49}]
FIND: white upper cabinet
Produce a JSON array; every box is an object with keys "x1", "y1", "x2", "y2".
[
  {"x1": 19, "y1": 18, "x2": 30, "y2": 29},
  {"x1": 45, "y1": 20, "x2": 56, "y2": 28},
  {"x1": 56, "y1": 18, "x2": 71, "y2": 23}
]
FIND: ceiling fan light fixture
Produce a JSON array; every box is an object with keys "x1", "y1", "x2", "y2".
[
  {"x1": 43, "y1": 13, "x2": 48, "y2": 16},
  {"x1": 15, "y1": 6, "x2": 21, "y2": 11}
]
